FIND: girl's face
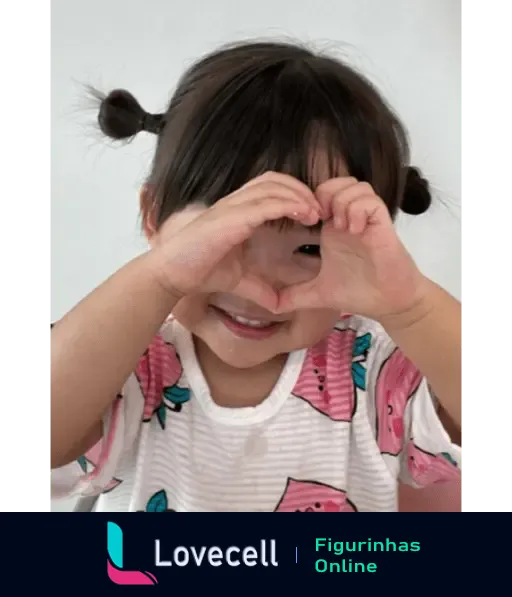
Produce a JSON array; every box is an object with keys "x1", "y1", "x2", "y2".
[{"x1": 155, "y1": 207, "x2": 341, "y2": 369}]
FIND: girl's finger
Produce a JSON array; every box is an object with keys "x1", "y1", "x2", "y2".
[
  {"x1": 315, "y1": 177, "x2": 359, "y2": 218},
  {"x1": 228, "y1": 182, "x2": 319, "y2": 224},
  {"x1": 333, "y1": 181, "x2": 375, "y2": 205},
  {"x1": 327, "y1": 182, "x2": 376, "y2": 230},
  {"x1": 242, "y1": 170, "x2": 317, "y2": 198},
  {"x1": 345, "y1": 196, "x2": 390, "y2": 234},
  {"x1": 239, "y1": 172, "x2": 321, "y2": 215},
  {"x1": 233, "y1": 195, "x2": 320, "y2": 231}
]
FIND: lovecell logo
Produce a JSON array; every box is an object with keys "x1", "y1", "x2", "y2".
[{"x1": 107, "y1": 522, "x2": 158, "y2": 585}]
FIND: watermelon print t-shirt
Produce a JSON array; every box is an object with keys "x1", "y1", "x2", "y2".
[{"x1": 51, "y1": 315, "x2": 461, "y2": 512}]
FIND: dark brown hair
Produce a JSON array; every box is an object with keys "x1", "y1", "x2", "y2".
[{"x1": 96, "y1": 40, "x2": 431, "y2": 227}]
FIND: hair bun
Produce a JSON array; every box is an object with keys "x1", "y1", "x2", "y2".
[
  {"x1": 401, "y1": 167, "x2": 432, "y2": 215},
  {"x1": 97, "y1": 89, "x2": 164, "y2": 139}
]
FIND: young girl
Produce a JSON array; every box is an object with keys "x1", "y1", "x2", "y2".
[{"x1": 51, "y1": 40, "x2": 461, "y2": 513}]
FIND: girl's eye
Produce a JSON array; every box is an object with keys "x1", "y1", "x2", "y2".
[{"x1": 296, "y1": 244, "x2": 321, "y2": 257}]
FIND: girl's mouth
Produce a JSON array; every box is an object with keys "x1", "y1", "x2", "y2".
[{"x1": 210, "y1": 306, "x2": 284, "y2": 340}]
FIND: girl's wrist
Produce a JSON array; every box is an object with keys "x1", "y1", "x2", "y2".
[
  {"x1": 141, "y1": 249, "x2": 185, "y2": 307},
  {"x1": 376, "y1": 276, "x2": 438, "y2": 335}
]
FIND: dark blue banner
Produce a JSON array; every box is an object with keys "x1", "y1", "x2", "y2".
[{"x1": 2, "y1": 514, "x2": 507, "y2": 591}]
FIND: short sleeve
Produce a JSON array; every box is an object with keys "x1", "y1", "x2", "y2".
[
  {"x1": 367, "y1": 326, "x2": 461, "y2": 489},
  {"x1": 399, "y1": 379, "x2": 461, "y2": 487},
  {"x1": 51, "y1": 331, "x2": 183, "y2": 500},
  {"x1": 50, "y1": 376, "x2": 144, "y2": 500}
]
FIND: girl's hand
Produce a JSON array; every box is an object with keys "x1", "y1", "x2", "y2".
[
  {"x1": 274, "y1": 177, "x2": 429, "y2": 322},
  {"x1": 149, "y1": 172, "x2": 320, "y2": 312}
]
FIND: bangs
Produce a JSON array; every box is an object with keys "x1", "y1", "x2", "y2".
[{"x1": 152, "y1": 45, "x2": 406, "y2": 225}]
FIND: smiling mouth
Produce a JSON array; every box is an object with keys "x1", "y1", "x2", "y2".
[
  {"x1": 210, "y1": 305, "x2": 284, "y2": 339},
  {"x1": 212, "y1": 306, "x2": 277, "y2": 328}
]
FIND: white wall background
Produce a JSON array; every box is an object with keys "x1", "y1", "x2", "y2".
[{"x1": 51, "y1": 0, "x2": 460, "y2": 511}]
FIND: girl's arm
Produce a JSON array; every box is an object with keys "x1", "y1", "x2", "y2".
[
  {"x1": 381, "y1": 279, "x2": 461, "y2": 430},
  {"x1": 51, "y1": 252, "x2": 179, "y2": 468}
]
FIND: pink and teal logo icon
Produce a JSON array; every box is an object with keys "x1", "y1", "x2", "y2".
[{"x1": 107, "y1": 522, "x2": 158, "y2": 585}]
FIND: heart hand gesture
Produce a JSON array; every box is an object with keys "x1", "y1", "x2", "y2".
[{"x1": 274, "y1": 178, "x2": 429, "y2": 322}]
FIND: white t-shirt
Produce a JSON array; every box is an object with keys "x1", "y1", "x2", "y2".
[{"x1": 51, "y1": 315, "x2": 461, "y2": 512}]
